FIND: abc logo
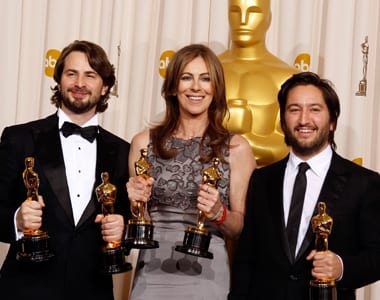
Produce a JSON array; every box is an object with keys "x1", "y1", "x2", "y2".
[
  {"x1": 45, "y1": 49, "x2": 61, "y2": 78},
  {"x1": 159, "y1": 50, "x2": 175, "y2": 78},
  {"x1": 294, "y1": 53, "x2": 310, "y2": 72}
]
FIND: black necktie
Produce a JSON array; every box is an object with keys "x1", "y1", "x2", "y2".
[
  {"x1": 61, "y1": 121, "x2": 98, "y2": 143},
  {"x1": 286, "y1": 162, "x2": 310, "y2": 258}
]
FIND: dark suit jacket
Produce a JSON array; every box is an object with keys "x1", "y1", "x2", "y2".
[
  {"x1": 229, "y1": 152, "x2": 380, "y2": 300},
  {"x1": 0, "y1": 113, "x2": 130, "y2": 300}
]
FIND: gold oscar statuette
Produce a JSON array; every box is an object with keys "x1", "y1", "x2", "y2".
[
  {"x1": 16, "y1": 157, "x2": 54, "y2": 262},
  {"x1": 124, "y1": 148, "x2": 159, "y2": 249},
  {"x1": 175, "y1": 157, "x2": 222, "y2": 259},
  {"x1": 96, "y1": 172, "x2": 132, "y2": 274},
  {"x1": 309, "y1": 202, "x2": 337, "y2": 300},
  {"x1": 356, "y1": 36, "x2": 369, "y2": 96},
  {"x1": 219, "y1": 0, "x2": 295, "y2": 168}
]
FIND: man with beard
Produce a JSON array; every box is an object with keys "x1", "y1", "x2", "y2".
[
  {"x1": 0, "y1": 40, "x2": 130, "y2": 300},
  {"x1": 229, "y1": 72, "x2": 380, "y2": 300}
]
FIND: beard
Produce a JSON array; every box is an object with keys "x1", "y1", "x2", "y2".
[
  {"x1": 60, "y1": 88, "x2": 99, "y2": 114},
  {"x1": 283, "y1": 125, "x2": 331, "y2": 158}
]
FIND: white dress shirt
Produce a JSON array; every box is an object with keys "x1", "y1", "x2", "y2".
[
  {"x1": 283, "y1": 145, "x2": 333, "y2": 255},
  {"x1": 58, "y1": 109, "x2": 98, "y2": 225}
]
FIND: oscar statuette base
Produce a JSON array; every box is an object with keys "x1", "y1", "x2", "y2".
[
  {"x1": 16, "y1": 230, "x2": 54, "y2": 263},
  {"x1": 102, "y1": 245, "x2": 132, "y2": 275},
  {"x1": 309, "y1": 279, "x2": 337, "y2": 300},
  {"x1": 175, "y1": 226, "x2": 213, "y2": 259},
  {"x1": 125, "y1": 220, "x2": 159, "y2": 250}
]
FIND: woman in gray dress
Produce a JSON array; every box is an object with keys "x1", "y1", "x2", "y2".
[{"x1": 126, "y1": 44, "x2": 256, "y2": 299}]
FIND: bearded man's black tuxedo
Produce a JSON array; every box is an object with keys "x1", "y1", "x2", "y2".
[
  {"x1": 0, "y1": 113, "x2": 130, "y2": 300},
  {"x1": 229, "y1": 152, "x2": 380, "y2": 300}
]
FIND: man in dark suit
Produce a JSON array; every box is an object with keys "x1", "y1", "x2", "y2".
[
  {"x1": 0, "y1": 40, "x2": 130, "y2": 300},
  {"x1": 229, "y1": 72, "x2": 380, "y2": 300}
]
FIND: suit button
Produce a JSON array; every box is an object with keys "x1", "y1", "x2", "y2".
[{"x1": 290, "y1": 274, "x2": 298, "y2": 280}]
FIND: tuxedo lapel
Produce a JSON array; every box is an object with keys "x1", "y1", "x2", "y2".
[
  {"x1": 317, "y1": 152, "x2": 348, "y2": 220},
  {"x1": 296, "y1": 223, "x2": 314, "y2": 262},
  {"x1": 267, "y1": 159, "x2": 295, "y2": 263},
  {"x1": 34, "y1": 114, "x2": 75, "y2": 226}
]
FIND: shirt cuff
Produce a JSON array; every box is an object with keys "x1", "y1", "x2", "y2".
[
  {"x1": 14, "y1": 207, "x2": 24, "y2": 240},
  {"x1": 336, "y1": 254, "x2": 344, "y2": 281}
]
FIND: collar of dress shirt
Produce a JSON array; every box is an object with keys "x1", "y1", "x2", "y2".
[
  {"x1": 57, "y1": 108, "x2": 99, "y2": 129},
  {"x1": 288, "y1": 145, "x2": 333, "y2": 177}
]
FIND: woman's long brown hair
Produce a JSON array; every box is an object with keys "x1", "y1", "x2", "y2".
[{"x1": 150, "y1": 44, "x2": 230, "y2": 163}]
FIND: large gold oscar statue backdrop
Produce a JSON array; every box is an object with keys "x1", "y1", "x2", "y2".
[{"x1": 219, "y1": 0, "x2": 298, "y2": 168}]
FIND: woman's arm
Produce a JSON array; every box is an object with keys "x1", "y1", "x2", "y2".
[{"x1": 198, "y1": 134, "x2": 256, "y2": 240}]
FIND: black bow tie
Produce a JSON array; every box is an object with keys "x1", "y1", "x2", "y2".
[{"x1": 61, "y1": 121, "x2": 98, "y2": 143}]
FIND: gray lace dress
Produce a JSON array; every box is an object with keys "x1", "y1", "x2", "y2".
[{"x1": 130, "y1": 136, "x2": 231, "y2": 300}]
